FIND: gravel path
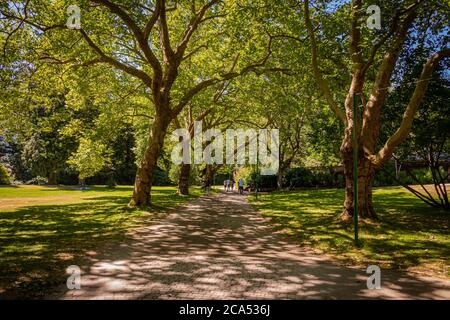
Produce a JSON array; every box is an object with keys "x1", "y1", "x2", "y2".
[{"x1": 53, "y1": 192, "x2": 450, "y2": 299}]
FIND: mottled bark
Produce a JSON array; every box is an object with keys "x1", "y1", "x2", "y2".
[
  {"x1": 304, "y1": 0, "x2": 447, "y2": 219},
  {"x1": 277, "y1": 169, "x2": 283, "y2": 189},
  {"x1": 129, "y1": 112, "x2": 171, "y2": 206},
  {"x1": 203, "y1": 164, "x2": 215, "y2": 187},
  {"x1": 341, "y1": 134, "x2": 377, "y2": 220},
  {"x1": 178, "y1": 163, "x2": 191, "y2": 195}
]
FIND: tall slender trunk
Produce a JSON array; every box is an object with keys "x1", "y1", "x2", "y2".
[
  {"x1": 177, "y1": 119, "x2": 194, "y2": 195},
  {"x1": 177, "y1": 163, "x2": 191, "y2": 195},
  {"x1": 277, "y1": 170, "x2": 282, "y2": 189},
  {"x1": 129, "y1": 112, "x2": 171, "y2": 207},
  {"x1": 277, "y1": 166, "x2": 285, "y2": 189},
  {"x1": 203, "y1": 164, "x2": 215, "y2": 186}
]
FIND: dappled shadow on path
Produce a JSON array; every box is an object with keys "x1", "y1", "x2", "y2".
[{"x1": 51, "y1": 193, "x2": 450, "y2": 300}]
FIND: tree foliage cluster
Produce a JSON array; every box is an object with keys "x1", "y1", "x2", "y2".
[{"x1": 1, "y1": 0, "x2": 448, "y2": 214}]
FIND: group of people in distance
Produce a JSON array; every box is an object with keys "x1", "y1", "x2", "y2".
[{"x1": 223, "y1": 178, "x2": 245, "y2": 194}]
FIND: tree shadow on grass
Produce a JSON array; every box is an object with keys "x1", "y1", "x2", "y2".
[
  {"x1": 254, "y1": 189, "x2": 450, "y2": 275},
  {"x1": 0, "y1": 189, "x2": 197, "y2": 299},
  {"x1": 0, "y1": 196, "x2": 134, "y2": 299}
]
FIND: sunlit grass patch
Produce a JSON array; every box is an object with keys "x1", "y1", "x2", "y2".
[
  {"x1": 250, "y1": 186, "x2": 450, "y2": 279},
  {"x1": 0, "y1": 185, "x2": 201, "y2": 298}
]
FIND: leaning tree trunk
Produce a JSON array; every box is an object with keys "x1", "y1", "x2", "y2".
[
  {"x1": 129, "y1": 112, "x2": 171, "y2": 207},
  {"x1": 341, "y1": 131, "x2": 377, "y2": 220},
  {"x1": 177, "y1": 163, "x2": 191, "y2": 195}
]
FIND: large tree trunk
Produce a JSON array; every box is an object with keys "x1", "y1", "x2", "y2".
[
  {"x1": 177, "y1": 163, "x2": 191, "y2": 195},
  {"x1": 341, "y1": 132, "x2": 377, "y2": 220},
  {"x1": 340, "y1": 71, "x2": 378, "y2": 220},
  {"x1": 129, "y1": 112, "x2": 171, "y2": 207}
]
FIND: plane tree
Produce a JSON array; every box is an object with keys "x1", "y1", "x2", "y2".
[
  {"x1": 300, "y1": 0, "x2": 449, "y2": 219},
  {"x1": 1, "y1": 0, "x2": 285, "y2": 206}
]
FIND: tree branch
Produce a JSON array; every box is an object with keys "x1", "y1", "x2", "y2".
[
  {"x1": 171, "y1": 34, "x2": 280, "y2": 116},
  {"x1": 158, "y1": 0, "x2": 175, "y2": 63},
  {"x1": 79, "y1": 29, "x2": 152, "y2": 86},
  {"x1": 361, "y1": 7, "x2": 419, "y2": 151},
  {"x1": 349, "y1": 0, "x2": 363, "y2": 69},
  {"x1": 362, "y1": 0, "x2": 425, "y2": 75},
  {"x1": 2, "y1": 0, "x2": 31, "y2": 58},
  {"x1": 369, "y1": 48, "x2": 450, "y2": 168},
  {"x1": 175, "y1": 0, "x2": 221, "y2": 60},
  {"x1": 182, "y1": 44, "x2": 208, "y2": 61},
  {"x1": 143, "y1": 0, "x2": 161, "y2": 40},
  {"x1": 91, "y1": 0, "x2": 162, "y2": 78},
  {"x1": 304, "y1": 0, "x2": 347, "y2": 125}
]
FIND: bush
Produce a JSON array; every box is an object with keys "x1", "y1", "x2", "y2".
[
  {"x1": 250, "y1": 172, "x2": 277, "y2": 190},
  {"x1": 284, "y1": 167, "x2": 342, "y2": 188},
  {"x1": 374, "y1": 164, "x2": 435, "y2": 187},
  {"x1": 234, "y1": 167, "x2": 253, "y2": 187},
  {"x1": 234, "y1": 167, "x2": 277, "y2": 190},
  {"x1": 285, "y1": 167, "x2": 313, "y2": 188},
  {"x1": 373, "y1": 165, "x2": 396, "y2": 187},
  {"x1": 153, "y1": 167, "x2": 174, "y2": 186},
  {"x1": 0, "y1": 164, "x2": 11, "y2": 185},
  {"x1": 26, "y1": 176, "x2": 48, "y2": 185},
  {"x1": 105, "y1": 172, "x2": 117, "y2": 188}
]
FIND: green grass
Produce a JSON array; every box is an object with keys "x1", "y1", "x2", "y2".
[
  {"x1": 0, "y1": 185, "x2": 201, "y2": 298},
  {"x1": 250, "y1": 186, "x2": 450, "y2": 279}
]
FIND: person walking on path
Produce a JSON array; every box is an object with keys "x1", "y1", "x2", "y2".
[
  {"x1": 225, "y1": 180, "x2": 231, "y2": 192},
  {"x1": 238, "y1": 178, "x2": 244, "y2": 194}
]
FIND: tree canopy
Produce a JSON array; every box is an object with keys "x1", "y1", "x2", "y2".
[{"x1": 1, "y1": 0, "x2": 448, "y2": 215}]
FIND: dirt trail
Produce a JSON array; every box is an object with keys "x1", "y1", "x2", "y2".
[{"x1": 52, "y1": 192, "x2": 450, "y2": 299}]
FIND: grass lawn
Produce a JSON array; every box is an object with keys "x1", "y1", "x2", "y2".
[
  {"x1": 0, "y1": 185, "x2": 201, "y2": 298},
  {"x1": 250, "y1": 186, "x2": 450, "y2": 279}
]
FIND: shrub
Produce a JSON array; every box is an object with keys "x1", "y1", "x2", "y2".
[
  {"x1": 250, "y1": 172, "x2": 277, "y2": 189},
  {"x1": 284, "y1": 167, "x2": 313, "y2": 188},
  {"x1": 0, "y1": 164, "x2": 11, "y2": 185},
  {"x1": 234, "y1": 167, "x2": 253, "y2": 187},
  {"x1": 154, "y1": 167, "x2": 174, "y2": 186},
  {"x1": 373, "y1": 165, "x2": 396, "y2": 187},
  {"x1": 232, "y1": 167, "x2": 277, "y2": 190},
  {"x1": 284, "y1": 167, "x2": 343, "y2": 188},
  {"x1": 374, "y1": 165, "x2": 435, "y2": 187}
]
